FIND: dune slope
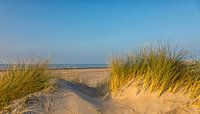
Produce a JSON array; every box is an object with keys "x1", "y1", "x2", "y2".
[{"x1": 5, "y1": 78, "x2": 199, "y2": 114}]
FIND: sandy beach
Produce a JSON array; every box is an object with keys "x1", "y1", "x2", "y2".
[
  {"x1": 51, "y1": 67, "x2": 110, "y2": 86},
  {"x1": 1, "y1": 67, "x2": 198, "y2": 114}
]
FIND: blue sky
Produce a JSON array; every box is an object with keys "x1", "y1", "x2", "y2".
[{"x1": 0, "y1": 0, "x2": 200, "y2": 64}]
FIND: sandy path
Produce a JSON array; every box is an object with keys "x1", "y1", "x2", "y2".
[
  {"x1": 46, "y1": 79, "x2": 103, "y2": 114},
  {"x1": 22, "y1": 79, "x2": 137, "y2": 114}
]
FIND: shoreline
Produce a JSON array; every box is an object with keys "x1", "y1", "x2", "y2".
[
  {"x1": 49, "y1": 66, "x2": 109, "y2": 70},
  {"x1": 0, "y1": 67, "x2": 109, "y2": 72}
]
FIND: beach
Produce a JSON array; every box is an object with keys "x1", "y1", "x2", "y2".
[
  {"x1": 1, "y1": 67, "x2": 198, "y2": 114},
  {"x1": 1, "y1": 0, "x2": 200, "y2": 113}
]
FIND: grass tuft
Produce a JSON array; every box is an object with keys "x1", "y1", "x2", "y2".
[
  {"x1": 110, "y1": 42, "x2": 200, "y2": 108},
  {"x1": 96, "y1": 77, "x2": 110, "y2": 97},
  {"x1": 0, "y1": 60, "x2": 51, "y2": 110},
  {"x1": 67, "y1": 75, "x2": 88, "y2": 85}
]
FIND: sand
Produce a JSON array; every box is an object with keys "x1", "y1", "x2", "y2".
[{"x1": 2, "y1": 68, "x2": 200, "y2": 114}]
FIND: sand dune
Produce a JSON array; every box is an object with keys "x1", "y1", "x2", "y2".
[
  {"x1": 3, "y1": 68, "x2": 200, "y2": 114},
  {"x1": 17, "y1": 79, "x2": 137, "y2": 114}
]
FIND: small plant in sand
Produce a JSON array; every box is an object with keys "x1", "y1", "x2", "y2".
[
  {"x1": 96, "y1": 77, "x2": 110, "y2": 97},
  {"x1": 0, "y1": 59, "x2": 51, "y2": 110},
  {"x1": 68, "y1": 75, "x2": 88, "y2": 85},
  {"x1": 110, "y1": 42, "x2": 200, "y2": 108},
  {"x1": 62, "y1": 69, "x2": 88, "y2": 85}
]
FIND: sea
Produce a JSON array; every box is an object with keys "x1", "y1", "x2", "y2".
[
  {"x1": 49, "y1": 64, "x2": 108, "y2": 69},
  {"x1": 0, "y1": 64, "x2": 108, "y2": 70}
]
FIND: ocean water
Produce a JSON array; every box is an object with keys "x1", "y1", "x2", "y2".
[
  {"x1": 0, "y1": 64, "x2": 108, "y2": 69},
  {"x1": 49, "y1": 64, "x2": 108, "y2": 69}
]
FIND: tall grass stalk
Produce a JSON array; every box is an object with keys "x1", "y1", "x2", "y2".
[
  {"x1": 0, "y1": 60, "x2": 51, "y2": 109},
  {"x1": 110, "y1": 43, "x2": 200, "y2": 108}
]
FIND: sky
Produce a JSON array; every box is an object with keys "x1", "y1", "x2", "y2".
[{"x1": 0, "y1": 0, "x2": 200, "y2": 64}]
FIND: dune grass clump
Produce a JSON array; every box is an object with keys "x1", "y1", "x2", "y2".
[
  {"x1": 0, "y1": 60, "x2": 51, "y2": 110},
  {"x1": 110, "y1": 43, "x2": 200, "y2": 107},
  {"x1": 67, "y1": 75, "x2": 89, "y2": 85}
]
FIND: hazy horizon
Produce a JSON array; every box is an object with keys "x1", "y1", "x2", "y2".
[{"x1": 1, "y1": 0, "x2": 200, "y2": 64}]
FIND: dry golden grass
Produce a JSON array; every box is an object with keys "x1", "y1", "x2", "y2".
[
  {"x1": 109, "y1": 42, "x2": 200, "y2": 108},
  {"x1": 0, "y1": 60, "x2": 51, "y2": 110}
]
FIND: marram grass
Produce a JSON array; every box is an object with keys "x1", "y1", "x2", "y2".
[
  {"x1": 0, "y1": 60, "x2": 51, "y2": 109},
  {"x1": 110, "y1": 43, "x2": 200, "y2": 108}
]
